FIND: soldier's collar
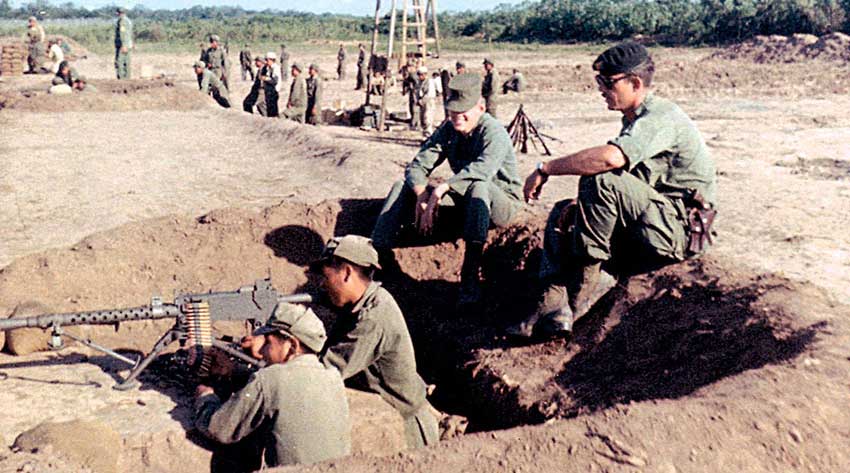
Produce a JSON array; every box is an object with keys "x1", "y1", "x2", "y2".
[{"x1": 350, "y1": 281, "x2": 381, "y2": 315}]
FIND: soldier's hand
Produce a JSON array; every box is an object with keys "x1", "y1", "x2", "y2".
[
  {"x1": 523, "y1": 170, "x2": 547, "y2": 202},
  {"x1": 241, "y1": 335, "x2": 265, "y2": 360},
  {"x1": 195, "y1": 384, "x2": 215, "y2": 398},
  {"x1": 120, "y1": 46, "x2": 127, "y2": 54},
  {"x1": 414, "y1": 189, "x2": 430, "y2": 231}
]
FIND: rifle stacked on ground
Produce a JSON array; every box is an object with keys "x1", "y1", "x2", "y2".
[{"x1": 0, "y1": 279, "x2": 312, "y2": 390}]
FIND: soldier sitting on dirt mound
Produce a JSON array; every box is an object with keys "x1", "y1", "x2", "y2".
[
  {"x1": 371, "y1": 74, "x2": 524, "y2": 310},
  {"x1": 193, "y1": 60, "x2": 231, "y2": 108},
  {"x1": 508, "y1": 42, "x2": 717, "y2": 340},
  {"x1": 312, "y1": 235, "x2": 440, "y2": 448},
  {"x1": 194, "y1": 303, "x2": 351, "y2": 469}
]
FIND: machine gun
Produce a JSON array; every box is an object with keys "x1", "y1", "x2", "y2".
[{"x1": 0, "y1": 279, "x2": 313, "y2": 390}]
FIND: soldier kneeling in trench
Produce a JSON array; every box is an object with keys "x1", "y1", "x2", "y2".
[
  {"x1": 371, "y1": 74, "x2": 524, "y2": 310},
  {"x1": 312, "y1": 235, "x2": 440, "y2": 448},
  {"x1": 507, "y1": 42, "x2": 718, "y2": 339},
  {"x1": 194, "y1": 303, "x2": 351, "y2": 469}
]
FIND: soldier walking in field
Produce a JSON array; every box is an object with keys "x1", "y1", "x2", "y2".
[
  {"x1": 305, "y1": 64, "x2": 322, "y2": 125},
  {"x1": 279, "y1": 44, "x2": 290, "y2": 82},
  {"x1": 25, "y1": 17, "x2": 47, "y2": 74},
  {"x1": 336, "y1": 43, "x2": 346, "y2": 80},
  {"x1": 355, "y1": 43, "x2": 367, "y2": 90},
  {"x1": 283, "y1": 63, "x2": 307, "y2": 123},
  {"x1": 239, "y1": 44, "x2": 253, "y2": 81},
  {"x1": 481, "y1": 58, "x2": 499, "y2": 118},
  {"x1": 507, "y1": 42, "x2": 717, "y2": 340},
  {"x1": 113, "y1": 8, "x2": 133, "y2": 79},
  {"x1": 201, "y1": 34, "x2": 229, "y2": 91}
]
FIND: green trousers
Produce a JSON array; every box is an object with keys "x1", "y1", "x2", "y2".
[
  {"x1": 403, "y1": 403, "x2": 440, "y2": 448},
  {"x1": 540, "y1": 170, "x2": 689, "y2": 280},
  {"x1": 371, "y1": 179, "x2": 521, "y2": 248},
  {"x1": 115, "y1": 50, "x2": 131, "y2": 79}
]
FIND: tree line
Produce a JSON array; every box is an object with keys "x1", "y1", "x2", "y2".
[{"x1": 2, "y1": 0, "x2": 849, "y2": 47}]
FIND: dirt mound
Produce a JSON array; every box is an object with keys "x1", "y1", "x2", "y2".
[
  {"x1": 711, "y1": 32, "x2": 850, "y2": 63},
  {"x1": 0, "y1": 78, "x2": 208, "y2": 112}
]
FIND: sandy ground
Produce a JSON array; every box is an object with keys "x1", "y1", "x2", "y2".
[{"x1": 1, "y1": 43, "x2": 849, "y2": 472}]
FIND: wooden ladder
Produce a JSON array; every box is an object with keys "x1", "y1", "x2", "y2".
[{"x1": 399, "y1": 0, "x2": 441, "y2": 70}]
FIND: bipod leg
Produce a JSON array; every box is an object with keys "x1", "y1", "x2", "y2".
[
  {"x1": 114, "y1": 328, "x2": 183, "y2": 391},
  {"x1": 525, "y1": 113, "x2": 552, "y2": 156}
]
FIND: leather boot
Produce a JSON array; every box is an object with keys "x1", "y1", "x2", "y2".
[
  {"x1": 457, "y1": 242, "x2": 484, "y2": 309},
  {"x1": 568, "y1": 262, "x2": 617, "y2": 322},
  {"x1": 505, "y1": 283, "x2": 572, "y2": 338}
]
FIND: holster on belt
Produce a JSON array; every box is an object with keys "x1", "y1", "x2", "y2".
[{"x1": 684, "y1": 190, "x2": 717, "y2": 255}]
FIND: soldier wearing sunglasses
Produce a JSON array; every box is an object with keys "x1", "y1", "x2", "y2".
[{"x1": 508, "y1": 42, "x2": 717, "y2": 340}]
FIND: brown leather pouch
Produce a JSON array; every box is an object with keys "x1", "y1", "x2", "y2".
[{"x1": 685, "y1": 191, "x2": 717, "y2": 255}]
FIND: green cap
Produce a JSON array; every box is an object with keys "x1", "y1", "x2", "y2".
[
  {"x1": 209, "y1": 34, "x2": 220, "y2": 43},
  {"x1": 116, "y1": 7, "x2": 126, "y2": 14},
  {"x1": 446, "y1": 73, "x2": 482, "y2": 113},
  {"x1": 312, "y1": 235, "x2": 381, "y2": 270},
  {"x1": 483, "y1": 58, "x2": 493, "y2": 66},
  {"x1": 309, "y1": 63, "x2": 319, "y2": 72},
  {"x1": 291, "y1": 62, "x2": 302, "y2": 72},
  {"x1": 455, "y1": 61, "x2": 465, "y2": 69},
  {"x1": 253, "y1": 303, "x2": 327, "y2": 353},
  {"x1": 193, "y1": 60, "x2": 206, "y2": 68}
]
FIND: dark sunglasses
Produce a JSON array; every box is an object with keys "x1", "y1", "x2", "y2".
[{"x1": 595, "y1": 74, "x2": 632, "y2": 89}]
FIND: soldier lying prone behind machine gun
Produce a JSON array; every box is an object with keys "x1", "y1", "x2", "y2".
[{"x1": 0, "y1": 279, "x2": 312, "y2": 390}]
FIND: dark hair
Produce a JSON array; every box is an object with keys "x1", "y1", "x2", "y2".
[
  {"x1": 267, "y1": 331, "x2": 315, "y2": 356},
  {"x1": 326, "y1": 256, "x2": 375, "y2": 281},
  {"x1": 630, "y1": 56, "x2": 655, "y2": 88}
]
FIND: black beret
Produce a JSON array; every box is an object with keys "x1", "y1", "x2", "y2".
[{"x1": 593, "y1": 42, "x2": 649, "y2": 75}]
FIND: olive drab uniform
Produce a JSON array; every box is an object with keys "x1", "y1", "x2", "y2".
[
  {"x1": 283, "y1": 74, "x2": 307, "y2": 123},
  {"x1": 321, "y1": 282, "x2": 440, "y2": 448},
  {"x1": 114, "y1": 14, "x2": 133, "y2": 79},
  {"x1": 372, "y1": 112, "x2": 523, "y2": 251},
  {"x1": 355, "y1": 47, "x2": 366, "y2": 90},
  {"x1": 195, "y1": 355, "x2": 351, "y2": 468},
  {"x1": 305, "y1": 74, "x2": 322, "y2": 125},
  {"x1": 202, "y1": 47, "x2": 228, "y2": 90},
  {"x1": 540, "y1": 93, "x2": 717, "y2": 281},
  {"x1": 243, "y1": 62, "x2": 279, "y2": 117},
  {"x1": 26, "y1": 22, "x2": 46, "y2": 73},
  {"x1": 482, "y1": 68, "x2": 499, "y2": 118},
  {"x1": 279, "y1": 47, "x2": 290, "y2": 82},
  {"x1": 199, "y1": 68, "x2": 231, "y2": 108},
  {"x1": 239, "y1": 49, "x2": 253, "y2": 81},
  {"x1": 336, "y1": 46, "x2": 346, "y2": 80}
]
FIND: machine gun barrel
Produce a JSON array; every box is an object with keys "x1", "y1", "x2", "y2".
[{"x1": 0, "y1": 303, "x2": 182, "y2": 331}]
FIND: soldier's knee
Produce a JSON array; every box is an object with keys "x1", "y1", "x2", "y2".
[{"x1": 465, "y1": 181, "x2": 491, "y2": 201}]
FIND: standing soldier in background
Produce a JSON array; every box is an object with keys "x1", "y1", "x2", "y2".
[
  {"x1": 25, "y1": 16, "x2": 47, "y2": 74},
  {"x1": 114, "y1": 7, "x2": 133, "y2": 79},
  {"x1": 279, "y1": 44, "x2": 290, "y2": 83},
  {"x1": 283, "y1": 63, "x2": 307, "y2": 123},
  {"x1": 402, "y1": 63, "x2": 421, "y2": 130},
  {"x1": 201, "y1": 35, "x2": 228, "y2": 91},
  {"x1": 455, "y1": 61, "x2": 466, "y2": 75},
  {"x1": 239, "y1": 44, "x2": 253, "y2": 81},
  {"x1": 355, "y1": 43, "x2": 367, "y2": 90},
  {"x1": 305, "y1": 64, "x2": 322, "y2": 126},
  {"x1": 243, "y1": 52, "x2": 280, "y2": 117},
  {"x1": 336, "y1": 43, "x2": 346, "y2": 80},
  {"x1": 194, "y1": 60, "x2": 231, "y2": 108},
  {"x1": 481, "y1": 58, "x2": 499, "y2": 118}
]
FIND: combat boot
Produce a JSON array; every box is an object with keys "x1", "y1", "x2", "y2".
[
  {"x1": 456, "y1": 242, "x2": 484, "y2": 312},
  {"x1": 568, "y1": 262, "x2": 617, "y2": 322},
  {"x1": 505, "y1": 283, "x2": 572, "y2": 338}
]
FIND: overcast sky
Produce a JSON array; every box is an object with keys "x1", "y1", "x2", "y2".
[{"x1": 12, "y1": 1, "x2": 525, "y2": 15}]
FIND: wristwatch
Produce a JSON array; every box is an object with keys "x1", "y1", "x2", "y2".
[{"x1": 535, "y1": 161, "x2": 549, "y2": 177}]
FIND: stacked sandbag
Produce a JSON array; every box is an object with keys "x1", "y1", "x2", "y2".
[{"x1": 1, "y1": 42, "x2": 26, "y2": 76}]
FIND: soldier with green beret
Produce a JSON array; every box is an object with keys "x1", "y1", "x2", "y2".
[
  {"x1": 313, "y1": 235, "x2": 440, "y2": 448},
  {"x1": 508, "y1": 42, "x2": 717, "y2": 340},
  {"x1": 194, "y1": 302, "x2": 351, "y2": 468},
  {"x1": 371, "y1": 73, "x2": 524, "y2": 309},
  {"x1": 194, "y1": 60, "x2": 231, "y2": 108},
  {"x1": 282, "y1": 62, "x2": 307, "y2": 123},
  {"x1": 481, "y1": 58, "x2": 499, "y2": 118},
  {"x1": 114, "y1": 7, "x2": 133, "y2": 79},
  {"x1": 305, "y1": 63, "x2": 322, "y2": 125}
]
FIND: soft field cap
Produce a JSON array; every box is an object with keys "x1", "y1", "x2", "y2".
[
  {"x1": 253, "y1": 303, "x2": 327, "y2": 353},
  {"x1": 445, "y1": 73, "x2": 482, "y2": 113},
  {"x1": 312, "y1": 235, "x2": 381, "y2": 270},
  {"x1": 593, "y1": 42, "x2": 649, "y2": 76}
]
